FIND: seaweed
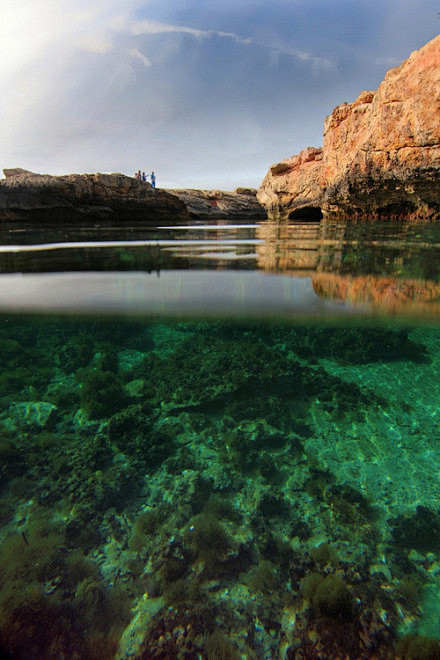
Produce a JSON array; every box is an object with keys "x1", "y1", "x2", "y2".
[
  {"x1": 80, "y1": 369, "x2": 124, "y2": 418},
  {"x1": 204, "y1": 629, "x2": 241, "y2": 660},
  {"x1": 128, "y1": 509, "x2": 162, "y2": 551},
  {"x1": 58, "y1": 334, "x2": 94, "y2": 371},
  {"x1": 288, "y1": 326, "x2": 430, "y2": 364},
  {"x1": 248, "y1": 560, "x2": 280, "y2": 595},
  {"x1": 303, "y1": 572, "x2": 354, "y2": 620},
  {"x1": 183, "y1": 513, "x2": 232, "y2": 570},
  {"x1": 203, "y1": 494, "x2": 243, "y2": 523},
  {"x1": 390, "y1": 506, "x2": 440, "y2": 554},
  {"x1": 0, "y1": 435, "x2": 26, "y2": 486},
  {"x1": 0, "y1": 508, "x2": 131, "y2": 659},
  {"x1": 396, "y1": 634, "x2": 440, "y2": 660}
]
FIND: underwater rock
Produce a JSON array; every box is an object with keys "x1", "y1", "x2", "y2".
[{"x1": 8, "y1": 401, "x2": 57, "y2": 429}]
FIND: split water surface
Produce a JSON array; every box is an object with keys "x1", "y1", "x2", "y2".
[{"x1": 0, "y1": 216, "x2": 440, "y2": 658}]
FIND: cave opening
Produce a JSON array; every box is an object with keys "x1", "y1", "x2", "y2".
[{"x1": 288, "y1": 206, "x2": 323, "y2": 222}]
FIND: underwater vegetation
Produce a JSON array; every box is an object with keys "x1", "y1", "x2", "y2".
[
  {"x1": 396, "y1": 634, "x2": 440, "y2": 660},
  {"x1": 286, "y1": 326, "x2": 430, "y2": 364},
  {"x1": 0, "y1": 507, "x2": 132, "y2": 659},
  {"x1": 80, "y1": 369, "x2": 124, "y2": 419},
  {"x1": 0, "y1": 317, "x2": 438, "y2": 658}
]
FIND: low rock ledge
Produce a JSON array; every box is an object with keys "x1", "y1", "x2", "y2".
[
  {"x1": 167, "y1": 188, "x2": 266, "y2": 219},
  {"x1": 0, "y1": 169, "x2": 188, "y2": 223}
]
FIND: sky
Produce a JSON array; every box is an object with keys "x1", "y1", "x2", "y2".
[{"x1": 0, "y1": 1, "x2": 439, "y2": 190}]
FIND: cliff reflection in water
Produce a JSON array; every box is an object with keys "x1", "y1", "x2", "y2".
[
  {"x1": 255, "y1": 216, "x2": 440, "y2": 315},
  {"x1": 0, "y1": 216, "x2": 439, "y2": 317}
]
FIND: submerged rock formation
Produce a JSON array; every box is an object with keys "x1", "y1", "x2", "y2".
[
  {"x1": 258, "y1": 35, "x2": 440, "y2": 220},
  {"x1": 167, "y1": 187, "x2": 267, "y2": 219},
  {"x1": 0, "y1": 169, "x2": 189, "y2": 223}
]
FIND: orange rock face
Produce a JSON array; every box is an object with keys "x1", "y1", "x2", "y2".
[
  {"x1": 257, "y1": 35, "x2": 440, "y2": 219},
  {"x1": 257, "y1": 147, "x2": 324, "y2": 219}
]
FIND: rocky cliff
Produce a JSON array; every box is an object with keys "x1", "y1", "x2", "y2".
[
  {"x1": 258, "y1": 35, "x2": 440, "y2": 220},
  {"x1": 0, "y1": 169, "x2": 188, "y2": 223}
]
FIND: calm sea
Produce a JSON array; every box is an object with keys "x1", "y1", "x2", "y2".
[{"x1": 0, "y1": 215, "x2": 439, "y2": 659}]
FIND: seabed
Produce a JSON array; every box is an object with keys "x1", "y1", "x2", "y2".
[{"x1": 0, "y1": 317, "x2": 440, "y2": 658}]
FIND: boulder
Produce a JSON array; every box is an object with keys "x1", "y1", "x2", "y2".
[
  {"x1": 258, "y1": 35, "x2": 440, "y2": 220},
  {"x1": 0, "y1": 170, "x2": 189, "y2": 223}
]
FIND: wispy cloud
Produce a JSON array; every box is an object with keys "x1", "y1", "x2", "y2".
[
  {"x1": 122, "y1": 17, "x2": 333, "y2": 70},
  {"x1": 128, "y1": 48, "x2": 153, "y2": 68},
  {"x1": 124, "y1": 18, "x2": 253, "y2": 46}
]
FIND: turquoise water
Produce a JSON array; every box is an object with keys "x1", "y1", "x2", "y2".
[{"x1": 0, "y1": 218, "x2": 440, "y2": 659}]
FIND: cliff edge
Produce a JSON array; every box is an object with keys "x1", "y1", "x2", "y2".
[{"x1": 258, "y1": 35, "x2": 440, "y2": 220}]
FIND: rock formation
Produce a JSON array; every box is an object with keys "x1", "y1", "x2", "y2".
[
  {"x1": 0, "y1": 170, "x2": 266, "y2": 222},
  {"x1": 0, "y1": 169, "x2": 188, "y2": 223},
  {"x1": 258, "y1": 35, "x2": 440, "y2": 220},
  {"x1": 167, "y1": 188, "x2": 267, "y2": 219}
]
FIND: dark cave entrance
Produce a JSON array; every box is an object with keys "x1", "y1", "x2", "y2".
[{"x1": 288, "y1": 206, "x2": 323, "y2": 222}]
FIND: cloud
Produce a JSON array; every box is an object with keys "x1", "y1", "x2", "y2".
[
  {"x1": 128, "y1": 48, "x2": 153, "y2": 68},
  {"x1": 0, "y1": 0, "x2": 438, "y2": 188},
  {"x1": 127, "y1": 18, "x2": 252, "y2": 45}
]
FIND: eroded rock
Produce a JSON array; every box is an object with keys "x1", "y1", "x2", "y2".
[{"x1": 258, "y1": 35, "x2": 440, "y2": 220}]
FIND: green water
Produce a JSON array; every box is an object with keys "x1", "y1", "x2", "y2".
[
  {"x1": 0, "y1": 315, "x2": 440, "y2": 659},
  {"x1": 1, "y1": 216, "x2": 440, "y2": 659}
]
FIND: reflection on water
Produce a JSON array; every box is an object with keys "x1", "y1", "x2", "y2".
[
  {"x1": 0, "y1": 216, "x2": 440, "y2": 658},
  {"x1": 0, "y1": 216, "x2": 439, "y2": 319},
  {"x1": 0, "y1": 271, "x2": 364, "y2": 318}
]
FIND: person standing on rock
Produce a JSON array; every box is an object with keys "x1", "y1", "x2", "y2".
[{"x1": 150, "y1": 171, "x2": 156, "y2": 189}]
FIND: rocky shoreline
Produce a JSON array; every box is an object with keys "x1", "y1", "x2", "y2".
[
  {"x1": 0, "y1": 169, "x2": 189, "y2": 224},
  {"x1": 0, "y1": 169, "x2": 266, "y2": 223}
]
